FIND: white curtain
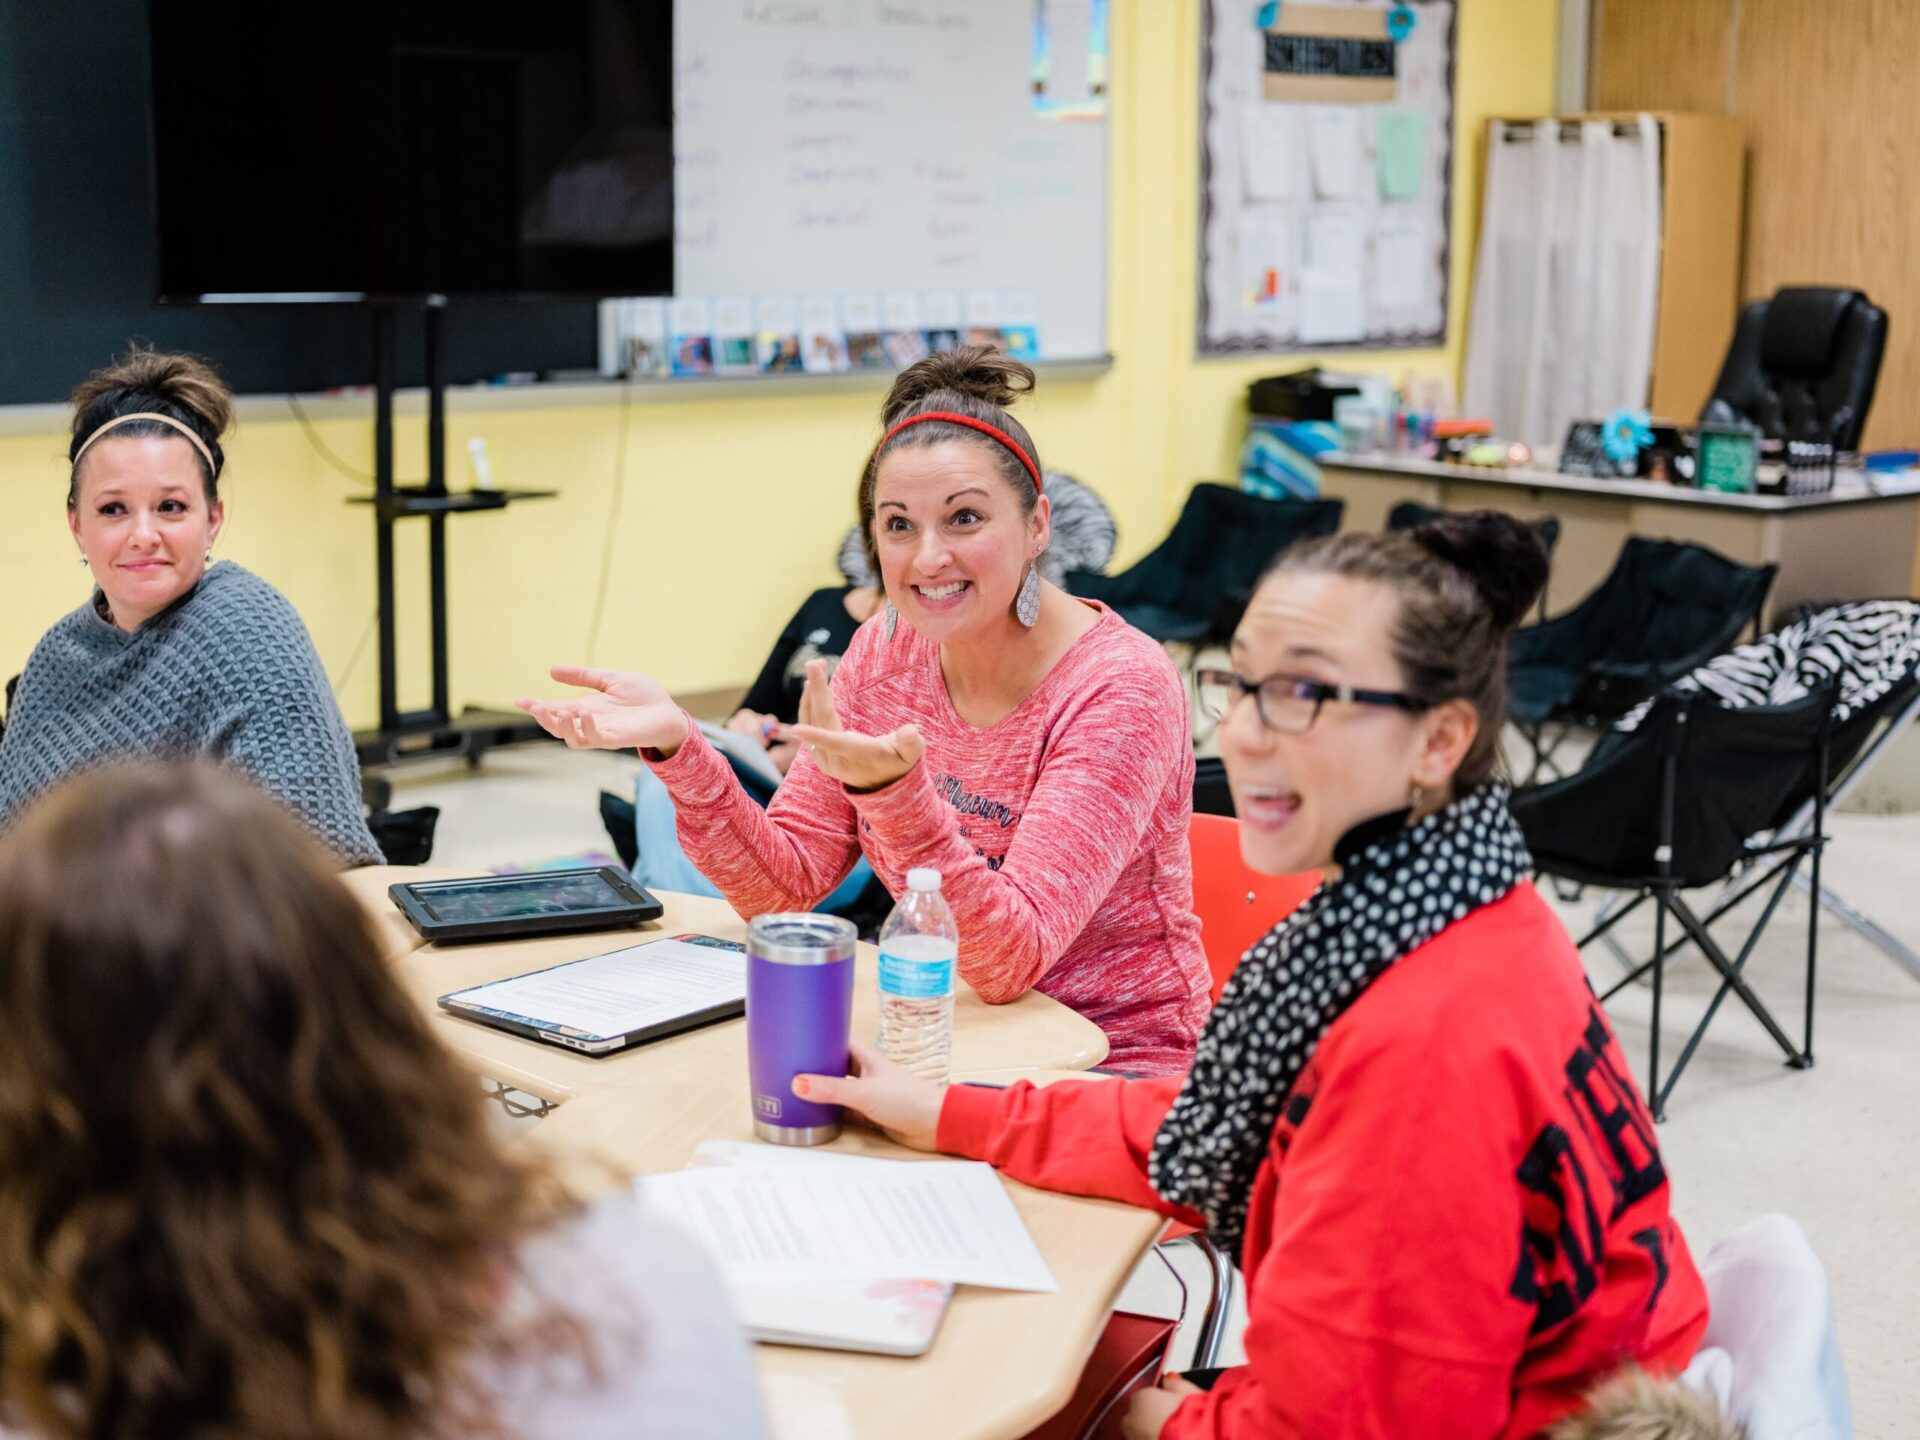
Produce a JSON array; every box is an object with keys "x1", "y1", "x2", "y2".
[{"x1": 1463, "y1": 115, "x2": 1662, "y2": 450}]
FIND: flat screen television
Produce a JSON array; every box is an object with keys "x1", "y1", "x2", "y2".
[{"x1": 147, "y1": 1, "x2": 673, "y2": 302}]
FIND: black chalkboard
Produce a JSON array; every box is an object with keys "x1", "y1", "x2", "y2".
[{"x1": 0, "y1": 1, "x2": 602, "y2": 405}]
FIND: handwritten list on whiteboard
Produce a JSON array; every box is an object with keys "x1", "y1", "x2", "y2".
[{"x1": 666, "y1": 1, "x2": 1108, "y2": 363}]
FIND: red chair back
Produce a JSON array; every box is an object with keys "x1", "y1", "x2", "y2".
[
  {"x1": 1189, "y1": 812, "x2": 1319, "y2": 1002},
  {"x1": 1020, "y1": 1310, "x2": 1177, "y2": 1440}
]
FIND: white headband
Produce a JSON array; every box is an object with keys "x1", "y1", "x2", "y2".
[{"x1": 71, "y1": 412, "x2": 218, "y2": 478}]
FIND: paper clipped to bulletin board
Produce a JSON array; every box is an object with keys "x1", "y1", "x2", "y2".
[{"x1": 1198, "y1": 0, "x2": 1455, "y2": 356}]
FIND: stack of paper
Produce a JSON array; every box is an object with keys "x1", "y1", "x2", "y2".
[
  {"x1": 644, "y1": 1142, "x2": 1056, "y2": 1291},
  {"x1": 640, "y1": 1141, "x2": 1057, "y2": 1354}
]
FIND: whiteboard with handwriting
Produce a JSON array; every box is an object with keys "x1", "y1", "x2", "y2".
[{"x1": 670, "y1": 0, "x2": 1108, "y2": 362}]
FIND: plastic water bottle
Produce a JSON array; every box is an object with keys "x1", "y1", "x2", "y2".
[{"x1": 876, "y1": 868, "x2": 957, "y2": 1083}]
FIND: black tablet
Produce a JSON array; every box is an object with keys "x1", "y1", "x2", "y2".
[{"x1": 390, "y1": 867, "x2": 663, "y2": 944}]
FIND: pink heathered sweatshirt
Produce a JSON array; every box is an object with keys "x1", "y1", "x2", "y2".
[{"x1": 646, "y1": 602, "x2": 1211, "y2": 1075}]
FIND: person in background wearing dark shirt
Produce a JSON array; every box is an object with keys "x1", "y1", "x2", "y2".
[
  {"x1": 723, "y1": 578, "x2": 881, "y2": 777},
  {"x1": 628, "y1": 560, "x2": 881, "y2": 914}
]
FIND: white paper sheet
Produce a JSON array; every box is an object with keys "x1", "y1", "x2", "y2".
[
  {"x1": 756, "y1": 296, "x2": 798, "y2": 334},
  {"x1": 1038, "y1": 0, "x2": 1095, "y2": 110},
  {"x1": 964, "y1": 289, "x2": 1002, "y2": 327},
  {"x1": 444, "y1": 936, "x2": 745, "y2": 1038},
  {"x1": 922, "y1": 291, "x2": 963, "y2": 328},
  {"x1": 1376, "y1": 219, "x2": 1428, "y2": 311},
  {"x1": 666, "y1": 295, "x2": 712, "y2": 335},
  {"x1": 641, "y1": 1150, "x2": 1057, "y2": 1293},
  {"x1": 1304, "y1": 205, "x2": 1365, "y2": 280},
  {"x1": 1241, "y1": 105, "x2": 1299, "y2": 202},
  {"x1": 841, "y1": 293, "x2": 881, "y2": 332},
  {"x1": 1307, "y1": 107, "x2": 1363, "y2": 200},
  {"x1": 1235, "y1": 205, "x2": 1297, "y2": 314},
  {"x1": 680, "y1": 1141, "x2": 951, "y2": 1353},
  {"x1": 712, "y1": 295, "x2": 754, "y2": 336},
  {"x1": 1298, "y1": 269, "x2": 1366, "y2": 344},
  {"x1": 881, "y1": 291, "x2": 921, "y2": 330}
]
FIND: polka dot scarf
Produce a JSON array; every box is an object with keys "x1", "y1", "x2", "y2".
[{"x1": 1149, "y1": 783, "x2": 1532, "y2": 1264}]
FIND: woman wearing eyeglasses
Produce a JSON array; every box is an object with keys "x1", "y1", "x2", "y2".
[{"x1": 798, "y1": 514, "x2": 1709, "y2": 1439}]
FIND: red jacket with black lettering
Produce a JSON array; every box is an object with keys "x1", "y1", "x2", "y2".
[{"x1": 937, "y1": 884, "x2": 1708, "y2": 1439}]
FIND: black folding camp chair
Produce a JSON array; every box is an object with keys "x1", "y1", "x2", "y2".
[
  {"x1": 1508, "y1": 539, "x2": 1776, "y2": 782},
  {"x1": 1068, "y1": 486, "x2": 1342, "y2": 646},
  {"x1": 1513, "y1": 689, "x2": 1836, "y2": 1119}
]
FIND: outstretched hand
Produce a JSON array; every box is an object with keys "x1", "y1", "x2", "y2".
[
  {"x1": 783, "y1": 659, "x2": 924, "y2": 791},
  {"x1": 515, "y1": 665, "x2": 691, "y2": 756},
  {"x1": 792, "y1": 1039, "x2": 945, "y2": 1152}
]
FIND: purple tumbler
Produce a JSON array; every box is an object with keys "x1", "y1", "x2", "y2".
[{"x1": 746, "y1": 913, "x2": 857, "y2": 1145}]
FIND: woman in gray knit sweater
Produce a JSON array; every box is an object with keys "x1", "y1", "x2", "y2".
[{"x1": 0, "y1": 349, "x2": 379, "y2": 865}]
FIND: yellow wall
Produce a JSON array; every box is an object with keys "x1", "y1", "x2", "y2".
[{"x1": 0, "y1": 2, "x2": 1555, "y2": 731}]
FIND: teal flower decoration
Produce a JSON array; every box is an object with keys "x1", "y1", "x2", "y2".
[
  {"x1": 1387, "y1": 5, "x2": 1416, "y2": 41},
  {"x1": 1601, "y1": 407, "x2": 1654, "y2": 466},
  {"x1": 1257, "y1": 1, "x2": 1280, "y2": 28}
]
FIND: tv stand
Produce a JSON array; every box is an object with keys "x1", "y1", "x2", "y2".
[{"x1": 351, "y1": 300, "x2": 557, "y2": 769}]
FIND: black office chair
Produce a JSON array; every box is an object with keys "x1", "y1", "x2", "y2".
[
  {"x1": 1699, "y1": 286, "x2": 1889, "y2": 450},
  {"x1": 1508, "y1": 539, "x2": 1775, "y2": 780},
  {"x1": 1514, "y1": 689, "x2": 1835, "y2": 1119},
  {"x1": 1068, "y1": 486, "x2": 1343, "y2": 645}
]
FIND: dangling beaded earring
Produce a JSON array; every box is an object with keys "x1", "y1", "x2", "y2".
[
  {"x1": 884, "y1": 599, "x2": 898, "y2": 639},
  {"x1": 1014, "y1": 557, "x2": 1042, "y2": 628}
]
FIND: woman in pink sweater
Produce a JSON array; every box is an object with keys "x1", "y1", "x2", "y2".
[{"x1": 521, "y1": 347, "x2": 1209, "y2": 1074}]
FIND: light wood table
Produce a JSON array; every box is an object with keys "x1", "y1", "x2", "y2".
[
  {"x1": 525, "y1": 1073, "x2": 1162, "y2": 1440},
  {"x1": 345, "y1": 868, "x2": 1157, "y2": 1440},
  {"x1": 347, "y1": 871, "x2": 1108, "y2": 1104},
  {"x1": 337, "y1": 864, "x2": 470, "y2": 964}
]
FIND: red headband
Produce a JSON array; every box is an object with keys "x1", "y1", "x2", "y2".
[{"x1": 878, "y1": 410, "x2": 1043, "y2": 491}]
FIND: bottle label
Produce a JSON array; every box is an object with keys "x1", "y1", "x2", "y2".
[{"x1": 878, "y1": 949, "x2": 954, "y2": 999}]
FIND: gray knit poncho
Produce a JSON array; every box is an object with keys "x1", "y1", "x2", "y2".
[{"x1": 0, "y1": 563, "x2": 382, "y2": 865}]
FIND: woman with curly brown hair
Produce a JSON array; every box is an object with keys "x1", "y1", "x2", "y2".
[{"x1": 0, "y1": 760, "x2": 764, "y2": 1440}]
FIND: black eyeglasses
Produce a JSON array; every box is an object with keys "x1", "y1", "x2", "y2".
[{"x1": 1195, "y1": 668, "x2": 1428, "y2": 735}]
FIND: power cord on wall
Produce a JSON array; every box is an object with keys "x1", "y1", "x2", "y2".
[
  {"x1": 331, "y1": 611, "x2": 378, "y2": 697},
  {"x1": 285, "y1": 395, "x2": 425, "y2": 488},
  {"x1": 582, "y1": 378, "x2": 635, "y2": 665}
]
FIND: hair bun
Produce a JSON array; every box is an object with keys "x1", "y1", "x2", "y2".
[
  {"x1": 880, "y1": 344, "x2": 1034, "y2": 425},
  {"x1": 1410, "y1": 511, "x2": 1549, "y2": 632},
  {"x1": 70, "y1": 346, "x2": 234, "y2": 444}
]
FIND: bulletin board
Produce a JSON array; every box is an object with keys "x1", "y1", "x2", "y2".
[{"x1": 1197, "y1": 0, "x2": 1456, "y2": 356}]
